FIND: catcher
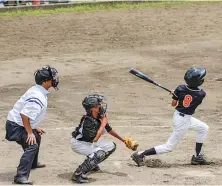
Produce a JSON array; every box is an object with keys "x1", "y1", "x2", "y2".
[{"x1": 71, "y1": 93, "x2": 138, "y2": 183}]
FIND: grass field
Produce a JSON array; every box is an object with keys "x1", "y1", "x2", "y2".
[{"x1": 0, "y1": 1, "x2": 220, "y2": 16}]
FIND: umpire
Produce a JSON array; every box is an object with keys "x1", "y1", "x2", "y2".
[{"x1": 5, "y1": 65, "x2": 59, "y2": 185}]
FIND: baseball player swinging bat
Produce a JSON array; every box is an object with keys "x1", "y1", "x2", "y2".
[{"x1": 130, "y1": 68, "x2": 171, "y2": 93}]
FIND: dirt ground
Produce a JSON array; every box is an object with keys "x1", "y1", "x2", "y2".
[{"x1": 1, "y1": 2, "x2": 222, "y2": 185}]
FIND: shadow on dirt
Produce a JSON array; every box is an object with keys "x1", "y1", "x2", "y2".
[
  {"x1": 57, "y1": 170, "x2": 127, "y2": 182},
  {"x1": 101, "y1": 170, "x2": 128, "y2": 177},
  {"x1": 0, "y1": 171, "x2": 15, "y2": 182},
  {"x1": 128, "y1": 158, "x2": 220, "y2": 168},
  {"x1": 57, "y1": 172, "x2": 97, "y2": 183}
]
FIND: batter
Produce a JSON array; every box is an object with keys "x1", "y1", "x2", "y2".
[{"x1": 131, "y1": 67, "x2": 209, "y2": 166}]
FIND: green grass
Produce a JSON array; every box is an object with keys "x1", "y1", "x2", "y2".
[{"x1": 0, "y1": 1, "x2": 221, "y2": 17}]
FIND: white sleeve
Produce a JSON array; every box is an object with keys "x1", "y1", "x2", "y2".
[{"x1": 20, "y1": 101, "x2": 42, "y2": 120}]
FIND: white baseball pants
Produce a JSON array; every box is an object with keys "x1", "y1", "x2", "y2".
[
  {"x1": 154, "y1": 110, "x2": 209, "y2": 154},
  {"x1": 71, "y1": 137, "x2": 115, "y2": 157}
]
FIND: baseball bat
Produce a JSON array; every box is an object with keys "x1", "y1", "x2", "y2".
[{"x1": 130, "y1": 68, "x2": 171, "y2": 93}]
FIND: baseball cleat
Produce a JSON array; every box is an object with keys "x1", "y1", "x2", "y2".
[
  {"x1": 131, "y1": 152, "x2": 145, "y2": 167},
  {"x1": 14, "y1": 177, "x2": 33, "y2": 185},
  {"x1": 191, "y1": 155, "x2": 210, "y2": 165},
  {"x1": 72, "y1": 172, "x2": 89, "y2": 183}
]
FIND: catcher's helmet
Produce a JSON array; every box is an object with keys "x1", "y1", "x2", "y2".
[
  {"x1": 184, "y1": 67, "x2": 206, "y2": 88},
  {"x1": 82, "y1": 94, "x2": 107, "y2": 116},
  {"x1": 34, "y1": 65, "x2": 59, "y2": 90}
]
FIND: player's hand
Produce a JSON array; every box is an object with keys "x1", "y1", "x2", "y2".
[
  {"x1": 36, "y1": 128, "x2": 45, "y2": 135},
  {"x1": 101, "y1": 115, "x2": 108, "y2": 126},
  {"x1": 26, "y1": 133, "x2": 37, "y2": 145}
]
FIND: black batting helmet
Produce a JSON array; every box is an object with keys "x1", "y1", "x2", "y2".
[
  {"x1": 34, "y1": 65, "x2": 59, "y2": 90},
  {"x1": 82, "y1": 94, "x2": 107, "y2": 115},
  {"x1": 184, "y1": 67, "x2": 206, "y2": 88}
]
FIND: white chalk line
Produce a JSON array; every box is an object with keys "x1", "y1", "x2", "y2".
[{"x1": 44, "y1": 125, "x2": 170, "y2": 131}]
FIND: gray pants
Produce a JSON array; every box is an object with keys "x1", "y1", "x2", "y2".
[{"x1": 5, "y1": 120, "x2": 41, "y2": 180}]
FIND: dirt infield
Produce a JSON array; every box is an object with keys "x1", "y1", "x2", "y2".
[{"x1": 1, "y1": 2, "x2": 222, "y2": 185}]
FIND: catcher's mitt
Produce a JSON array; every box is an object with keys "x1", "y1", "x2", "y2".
[{"x1": 124, "y1": 138, "x2": 139, "y2": 151}]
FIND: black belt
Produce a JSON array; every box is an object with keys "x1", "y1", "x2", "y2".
[{"x1": 179, "y1": 113, "x2": 185, "y2": 117}]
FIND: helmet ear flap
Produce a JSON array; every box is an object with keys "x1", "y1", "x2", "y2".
[{"x1": 199, "y1": 79, "x2": 204, "y2": 86}]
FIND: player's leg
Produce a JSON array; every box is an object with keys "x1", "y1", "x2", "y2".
[
  {"x1": 71, "y1": 138, "x2": 100, "y2": 156},
  {"x1": 189, "y1": 117, "x2": 209, "y2": 165},
  {"x1": 91, "y1": 140, "x2": 116, "y2": 172},
  {"x1": 132, "y1": 111, "x2": 190, "y2": 167},
  {"x1": 19, "y1": 130, "x2": 45, "y2": 170},
  {"x1": 14, "y1": 131, "x2": 39, "y2": 184},
  {"x1": 94, "y1": 140, "x2": 116, "y2": 159},
  {"x1": 71, "y1": 138, "x2": 106, "y2": 183}
]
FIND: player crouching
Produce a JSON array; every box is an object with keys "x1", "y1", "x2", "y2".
[
  {"x1": 71, "y1": 94, "x2": 138, "y2": 183},
  {"x1": 131, "y1": 67, "x2": 210, "y2": 167}
]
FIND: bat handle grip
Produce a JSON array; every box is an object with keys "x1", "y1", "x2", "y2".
[{"x1": 159, "y1": 85, "x2": 172, "y2": 93}]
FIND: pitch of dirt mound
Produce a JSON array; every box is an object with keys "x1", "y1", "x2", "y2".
[{"x1": 0, "y1": 2, "x2": 222, "y2": 185}]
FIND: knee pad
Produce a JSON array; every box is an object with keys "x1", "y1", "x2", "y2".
[
  {"x1": 94, "y1": 150, "x2": 106, "y2": 163},
  {"x1": 80, "y1": 150, "x2": 106, "y2": 174},
  {"x1": 108, "y1": 142, "x2": 116, "y2": 154},
  {"x1": 104, "y1": 143, "x2": 116, "y2": 160}
]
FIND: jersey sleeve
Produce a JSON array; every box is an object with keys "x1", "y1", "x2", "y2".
[
  {"x1": 82, "y1": 118, "x2": 97, "y2": 142},
  {"x1": 200, "y1": 90, "x2": 206, "y2": 102},
  {"x1": 105, "y1": 123, "x2": 112, "y2": 132},
  {"x1": 202, "y1": 90, "x2": 206, "y2": 98},
  {"x1": 20, "y1": 101, "x2": 42, "y2": 120}
]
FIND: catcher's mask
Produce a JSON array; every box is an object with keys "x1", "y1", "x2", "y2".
[
  {"x1": 34, "y1": 65, "x2": 59, "y2": 90},
  {"x1": 82, "y1": 94, "x2": 107, "y2": 118}
]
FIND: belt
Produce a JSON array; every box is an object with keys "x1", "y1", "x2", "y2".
[{"x1": 179, "y1": 112, "x2": 185, "y2": 117}]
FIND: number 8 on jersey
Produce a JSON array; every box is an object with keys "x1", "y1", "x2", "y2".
[{"x1": 183, "y1": 95, "x2": 193, "y2": 108}]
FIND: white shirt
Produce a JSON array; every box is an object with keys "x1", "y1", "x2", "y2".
[{"x1": 7, "y1": 85, "x2": 49, "y2": 129}]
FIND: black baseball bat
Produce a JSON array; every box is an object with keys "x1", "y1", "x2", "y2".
[{"x1": 130, "y1": 68, "x2": 171, "y2": 93}]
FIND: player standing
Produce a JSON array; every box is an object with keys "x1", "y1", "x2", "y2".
[{"x1": 131, "y1": 67, "x2": 209, "y2": 166}]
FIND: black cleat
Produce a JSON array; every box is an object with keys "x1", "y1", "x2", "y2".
[
  {"x1": 131, "y1": 152, "x2": 145, "y2": 167},
  {"x1": 72, "y1": 172, "x2": 89, "y2": 184},
  {"x1": 191, "y1": 155, "x2": 210, "y2": 165},
  {"x1": 14, "y1": 177, "x2": 33, "y2": 185}
]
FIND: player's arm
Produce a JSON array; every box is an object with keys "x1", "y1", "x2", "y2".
[
  {"x1": 20, "y1": 99, "x2": 42, "y2": 145},
  {"x1": 170, "y1": 87, "x2": 180, "y2": 107},
  {"x1": 106, "y1": 122, "x2": 125, "y2": 143},
  {"x1": 108, "y1": 130, "x2": 125, "y2": 143},
  {"x1": 171, "y1": 99, "x2": 178, "y2": 107},
  {"x1": 92, "y1": 115, "x2": 107, "y2": 142},
  {"x1": 20, "y1": 114, "x2": 36, "y2": 145}
]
